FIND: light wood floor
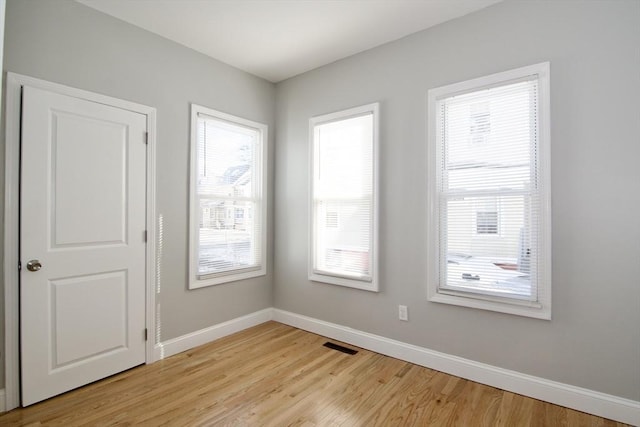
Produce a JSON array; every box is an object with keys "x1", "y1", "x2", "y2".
[{"x1": 0, "y1": 321, "x2": 628, "y2": 426}]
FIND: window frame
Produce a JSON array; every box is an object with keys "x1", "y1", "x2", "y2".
[
  {"x1": 189, "y1": 104, "x2": 268, "y2": 289},
  {"x1": 427, "y1": 63, "x2": 551, "y2": 319},
  {"x1": 308, "y1": 103, "x2": 380, "y2": 292}
]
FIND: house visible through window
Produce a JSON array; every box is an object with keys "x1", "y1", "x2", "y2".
[
  {"x1": 427, "y1": 63, "x2": 551, "y2": 319},
  {"x1": 309, "y1": 103, "x2": 379, "y2": 291},
  {"x1": 189, "y1": 104, "x2": 267, "y2": 289}
]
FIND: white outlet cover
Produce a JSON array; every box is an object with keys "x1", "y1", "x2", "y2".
[{"x1": 399, "y1": 305, "x2": 409, "y2": 321}]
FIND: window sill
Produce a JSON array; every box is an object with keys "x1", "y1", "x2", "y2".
[
  {"x1": 309, "y1": 272, "x2": 378, "y2": 292},
  {"x1": 428, "y1": 288, "x2": 551, "y2": 320},
  {"x1": 190, "y1": 267, "x2": 266, "y2": 289}
]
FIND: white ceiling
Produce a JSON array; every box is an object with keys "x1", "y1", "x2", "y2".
[{"x1": 77, "y1": 0, "x2": 502, "y2": 83}]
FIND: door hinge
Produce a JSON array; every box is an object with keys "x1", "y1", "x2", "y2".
[
  {"x1": 144, "y1": 132, "x2": 149, "y2": 144},
  {"x1": 143, "y1": 230, "x2": 147, "y2": 242},
  {"x1": 18, "y1": 261, "x2": 21, "y2": 271},
  {"x1": 144, "y1": 328, "x2": 148, "y2": 341}
]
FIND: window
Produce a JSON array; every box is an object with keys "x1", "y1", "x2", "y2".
[
  {"x1": 477, "y1": 211, "x2": 498, "y2": 235},
  {"x1": 475, "y1": 198, "x2": 499, "y2": 235},
  {"x1": 309, "y1": 103, "x2": 379, "y2": 291},
  {"x1": 427, "y1": 63, "x2": 551, "y2": 319},
  {"x1": 189, "y1": 104, "x2": 267, "y2": 288},
  {"x1": 469, "y1": 101, "x2": 490, "y2": 145}
]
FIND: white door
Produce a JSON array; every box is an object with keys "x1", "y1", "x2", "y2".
[{"x1": 20, "y1": 85, "x2": 148, "y2": 406}]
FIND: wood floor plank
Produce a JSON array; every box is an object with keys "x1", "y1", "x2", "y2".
[{"x1": 0, "y1": 321, "x2": 630, "y2": 427}]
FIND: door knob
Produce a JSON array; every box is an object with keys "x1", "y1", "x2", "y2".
[{"x1": 26, "y1": 260, "x2": 42, "y2": 272}]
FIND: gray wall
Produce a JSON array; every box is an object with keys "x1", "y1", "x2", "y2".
[
  {"x1": 274, "y1": 0, "x2": 640, "y2": 401},
  {"x1": 1, "y1": 0, "x2": 275, "y2": 388}
]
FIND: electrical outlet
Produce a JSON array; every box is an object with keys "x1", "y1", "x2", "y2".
[{"x1": 398, "y1": 305, "x2": 409, "y2": 321}]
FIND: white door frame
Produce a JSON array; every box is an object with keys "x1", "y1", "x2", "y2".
[{"x1": 3, "y1": 72, "x2": 158, "y2": 411}]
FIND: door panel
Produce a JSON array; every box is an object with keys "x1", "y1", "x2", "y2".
[
  {"x1": 52, "y1": 110, "x2": 128, "y2": 247},
  {"x1": 51, "y1": 270, "x2": 128, "y2": 368},
  {"x1": 20, "y1": 85, "x2": 147, "y2": 406}
]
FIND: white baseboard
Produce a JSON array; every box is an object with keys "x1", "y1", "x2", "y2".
[
  {"x1": 0, "y1": 388, "x2": 5, "y2": 413},
  {"x1": 154, "y1": 308, "x2": 273, "y2": 360},
  {"x1": 149, "y1": 307, "x2": 638, "y2": 425},
  {"x1": 273, "y1": 309, "x2": 640, "y2": 426}
]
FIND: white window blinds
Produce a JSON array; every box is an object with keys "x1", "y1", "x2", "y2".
[
  {"x1": 190, "y1": 105, "x2": 267, "y2": 288},
  {"x1": 428, "y1": 63, "x2": 551, "y2": 318},
  {"x1": 310, "y1": 104, "x2": 379, "y2": 291},
  {"x1": 438, "y1": 78, "x2": 539, "y2": 299}
]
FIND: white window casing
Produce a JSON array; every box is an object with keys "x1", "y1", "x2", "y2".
[
  {"x1": 309, "y1": 103, "x2": 379, "y2": 291},
  {"x1": 189, "y1": 104, "x2": 267, "y2": 288},
  {"x1": 427, "y1": 63, "x2": 551, "y2": 319}
]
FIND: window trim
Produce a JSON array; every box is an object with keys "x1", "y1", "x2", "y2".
[
  {"x1": 427, "y1": 63, "x2": 551, "y2": 319},
  {"x1": 189, "y1": 104, "x2": 268, "y2": 289},
  {"x1": 308, "y1": 103, "x2": 380, "y2": 292}
]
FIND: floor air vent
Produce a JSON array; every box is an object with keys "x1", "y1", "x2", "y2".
[{"x1": 323, "y1": 342, "x2": 358, "y2": 355}]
